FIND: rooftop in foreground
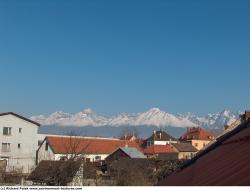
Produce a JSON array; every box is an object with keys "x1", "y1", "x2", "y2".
[{"x1": 157, "y1": 116, "x2": 250, "y2": 186}]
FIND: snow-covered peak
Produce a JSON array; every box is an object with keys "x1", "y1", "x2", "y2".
[
  {"x1": 48, "y1": 111, "x2": 71, "y2": 119},
  {"x1": 147, "y1": 107, "x2": 161, "y2": 113},
  {"x1": 221, "y1": 109, "x2": 231, "y2": 117},
  {"x1": 31, "y1": 108, "x2": 241, "y2": 131},
  {"x1": 82, "y1": 108, "x2": 95, "y2": 115}
]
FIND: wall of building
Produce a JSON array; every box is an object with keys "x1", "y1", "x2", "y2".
[
  {"x1": 0, "y1": 114, "x2": 39, "y2": 173},
  {"x1": 158, "y1": 153, "x2": 179, "y2": 160},
  {"x1": 54, "y1": 154, "x2": 108, "y2": 162},
  {"x1": 153, "y1": 140, "x2": 178, "y2": 145},
  {"x1": 37, "y1": 141, "x2": 56, "y2": 164},
  {"x1": 37, "y1": 139, "x2": 108, "y2": 163},
  {"x1": 106, "y1": 149, "x2": 129, "y2": 163},
  {"x1": 191, "y1": 140, "x2": 211, "y2": 151},
  {"x1": 178, "y1": 152, "x2": 196, "y2": 160}
]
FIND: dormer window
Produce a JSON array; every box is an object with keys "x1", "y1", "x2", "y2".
[{"x1": 45, "y1": 143, "x2": 49, "y2": 151}]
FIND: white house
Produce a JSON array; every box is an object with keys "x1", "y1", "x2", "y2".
[
  {"x1": 37, "y1": 135, "x2": 141, "y2": 164},
  {"x1": 0, "y1": 112, "x2": 40, "y2": 173}
]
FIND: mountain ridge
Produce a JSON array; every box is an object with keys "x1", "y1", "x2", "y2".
[{"x1": 31, "y1": 108, "x2": 241, "y2": 131}]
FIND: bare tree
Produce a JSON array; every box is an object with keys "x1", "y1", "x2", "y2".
[
  {"x1": 60, "y1": 132, "x2": 90, "y2": 161},
  {"x1": 30, "y1": 132, "x2": 95, "y2": 186}
]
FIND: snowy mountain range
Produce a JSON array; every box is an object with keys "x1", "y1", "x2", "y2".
[{"x1": 31, "y1": 108, "x2": 241, "y2": 131}]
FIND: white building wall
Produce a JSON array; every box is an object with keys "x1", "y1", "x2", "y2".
[
  {"x1": 37, "y1": 141, "x2": 56, "y2": 163},
  {"x1": 154, "y1": 140, "x2": 178, "y2": 145},
  {"x1": 54, "y1": 154, "x2": 108, "y2": 162},
  {"x1": 37, "y1": 139, "x2": 109, "y2": 163},
  {"x1": 0, "y1": 114, "x2": 39, "y2": 173}
]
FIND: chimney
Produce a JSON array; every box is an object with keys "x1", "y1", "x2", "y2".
[
  {"x1": 245, "y1": 111, "x2": 250, "y2": 120},
  {"x1": 224, "y1": 124, "x2": 229, "y2": 130},
  {"x1": 159, "y1": 132, "x2": 162, "y2": 139}
]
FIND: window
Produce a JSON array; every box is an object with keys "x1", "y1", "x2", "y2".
[
  {"x1": 95, "y1": 156, "x2": 101, "y2": 161},
  {"x1": 3, "y1": 127, "x2": 11, "y2": 135},
  {"x1": 60, "y1": 156, "x2": 67, "y2": 161},
  {"x1": 45, "y1": 143, "x2": 49, "y2": 151},
  {"x1": 18, "y1": 144, "x2": 21, "y2": 149},
  {"x1": 194, "y1": 143, "x2": 198, "y2": 147},
  {"x1": 0, "y1": 157, "x2": 9, "y2": 166},
  {"x1": 2, "y1": 143, "x2": 11, "y2": 152},
  {"x1": 19, "y1": 128, "x2": 22, "y2": 133},
  {"x1": 38, "y1": 140, "x2": 43, "y2": 146},
  {"x1": 147, "y1": 141, "x2": 153, "y2": 147}
]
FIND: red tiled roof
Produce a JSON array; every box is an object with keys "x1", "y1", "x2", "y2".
[
  {"x1": 120, "y1": 135, "x2": 135, "y2": 140},
  {"x1": 157, "y1": 119, "x2": 250, "y2": 186},
  {"x1": 180, "y1": 127, "x2": 214, "y2": 141},
  {"x1": 143, "y1": 145, "x2": 175, "y2": 155},
  {"x1": 47, "y1": 136, "x2": 141, "y2": 155}
]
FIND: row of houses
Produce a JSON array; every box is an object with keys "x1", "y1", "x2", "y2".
[
  {"x1": 27, "y1": 111, "x2": 250, "y2": 186},
  {"x1": 157, "y1": 111, "x2": 250, "y2": 186},
  {"x1": 0, "y1": 111, "x2": 215, "y2": 182},
  {"x1": 36, "y1": 127, "x2": 215, "y2": 164}
]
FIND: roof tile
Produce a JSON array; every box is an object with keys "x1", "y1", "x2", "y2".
[
  {"x1": 47, "y1": 136, "x2": 141, "y2": 154},
  {"x1": 158, "y1": 120, "x2": 250, "y2": 186},
  {"x1": 144, "y1": 145, "x2": 175, "y2": 155}
]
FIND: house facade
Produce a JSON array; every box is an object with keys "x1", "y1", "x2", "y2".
[
  {"x1": 143, "y1": 142, "x2": 197, "y2": 160},
  {"x1": 179, "y1": 127, "x2": 214, "y2": 151},
  {"x1": 37, "y1": 136, "x2": 141, "y2": 164},
  {"x1": 0, "y1": 112, "x2": 40, "y2": 173},
  {"x1": 170, "y1": 143, "x2": 197, "y2": 160},
  {"x1": 105, "y1": 147, "x2": 146, "y2": 164},
  {"x1": 145, "y1": 130, "x2": 178, "y2": 147}
]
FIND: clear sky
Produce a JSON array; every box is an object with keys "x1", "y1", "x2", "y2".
[{"x1": 0, "y1": 0, "x2": 250, "y2": 117}]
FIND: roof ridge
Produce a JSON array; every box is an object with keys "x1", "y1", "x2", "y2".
[
  {"x1": 47, "y1": 135, "x2": 121, "y2": 141},
  {"x1": 0, "y1": 112, "x2": 40, "y2": 126},
  {"x1": 222, "y1": 134, "x2": 250, "y2": 145}
]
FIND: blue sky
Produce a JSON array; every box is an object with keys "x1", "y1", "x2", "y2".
[{"x1": 0, "y1": 0, "x2": 250, "y2": 117}]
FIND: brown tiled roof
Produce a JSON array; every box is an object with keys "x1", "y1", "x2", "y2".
[
  {"x1": 47, "y1": 136, "x2": 141, "y2": 155},
  {"x1": 171, "y1": 143, "x2": 197, "y2": 152},
  {"x1": 143, "y1": 145, "x2": 175, "y2": 155},
  {"x1": 147, "y1": 131, "x2": 177, "y2": 142},
  {"x1": 180, "y1": 127, "x2": 214, "y2": 141},
  {"x1": 0, "y1": 112, "x2": 40, "y2": 126},
  {"x1": 157, "y1": 119, "x2": 250, "y2": 186}
]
